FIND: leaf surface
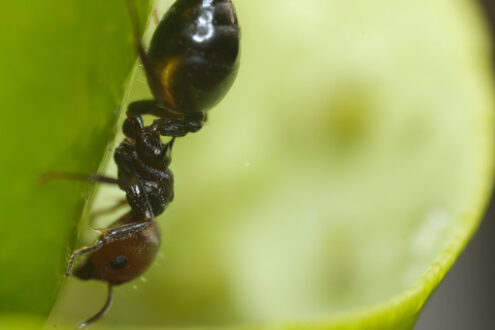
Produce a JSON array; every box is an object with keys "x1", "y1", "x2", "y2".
[{"x1": 0, "y1": 0, "x2": 149, "y2": 319}]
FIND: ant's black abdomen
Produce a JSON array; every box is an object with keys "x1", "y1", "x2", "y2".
[{"x1": 148, "y1": 0, "x2": 240, "y2": 114}]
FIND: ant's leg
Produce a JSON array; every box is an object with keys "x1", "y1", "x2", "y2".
[
  {"x1": 40, "y1": 172, "x2": 119, "y2": 185},
  {"x1": 127, "y1": 99, "x2": 158, "y2": 117},
  {"x1": 150, "y1": 112, "x2": 206, "y2": 137},
  {"x1": 89, "y1": 198, "x2": 128, "y2": 224},
  {"x1": 112, "y1": 144, "x2": 155, "y2": 219},
  {"x1": 124, "y1": 181, "x2": 155, "y2": 220},
  {"x1": 66, "y1": 220, "x2": 151, "y2": 276},
  {"x1": 66, "y1": 238, "x2": 105, "y2": 276},
  {"x1": 125, "y1": 0, "x2": 166, "y2": 105}
]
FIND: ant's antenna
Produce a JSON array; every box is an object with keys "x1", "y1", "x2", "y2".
[
  {"x1": 38, "y1": 172, "x2": 119, "y2": 185},
  {"x1": 124, "y1": 0, "x2": 143, "y2": 42},
  {"x1": 65, "y1": 239, "x2": 105, "y2": 277},
  {"x1": 78, "y1": 283, "x2": 114, "y2": 329},
  {"x1": 124, "y1": 0, "x2": 166, "y2": 104}
]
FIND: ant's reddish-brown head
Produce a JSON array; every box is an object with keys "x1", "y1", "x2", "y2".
[{"x1": 75, "y1": 220, "x2": 160, "y2": 285}]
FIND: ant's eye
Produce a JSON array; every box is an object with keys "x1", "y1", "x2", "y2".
[{"x1": 109, "y1": 256, "x2": 128, "y2": 270}]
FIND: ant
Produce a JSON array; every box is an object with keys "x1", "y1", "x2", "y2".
[{"x1": 43, "y1": 0, "x2": 239, "y2": 328}]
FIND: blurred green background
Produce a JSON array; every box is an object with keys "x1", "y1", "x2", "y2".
[{"x1": 0, "y1": 0, "x2": 494, "y2": 329}]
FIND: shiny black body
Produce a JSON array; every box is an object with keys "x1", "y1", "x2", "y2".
[
  {"x1": 127, "y1": 0, "x2": 240, "y2": 136},
  {"x1": 50, "y1": 0, "x2": 241, "y2": 327},
  {"x1": 65, "y1": 119, "x2": 175, "y2": 287},
  {"x1": 148, "y1": 0, "x2": 240, "y2": 114}
]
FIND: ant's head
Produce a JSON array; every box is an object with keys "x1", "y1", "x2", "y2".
[{"x1": 75, "y1": 221, "x2": 160, "y2": 285}]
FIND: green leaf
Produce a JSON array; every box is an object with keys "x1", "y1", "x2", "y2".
[{"x1": 0, "y1": 0, "x2": 149, "y2": 320}]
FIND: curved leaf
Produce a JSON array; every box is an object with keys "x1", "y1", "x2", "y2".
[{"x1": 0, "y1": 0, "x2": 149, "y2": 320}]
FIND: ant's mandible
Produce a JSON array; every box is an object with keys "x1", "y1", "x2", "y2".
[{"x1": 43, "y1": 0, "x2": 240, "y2": 328}]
